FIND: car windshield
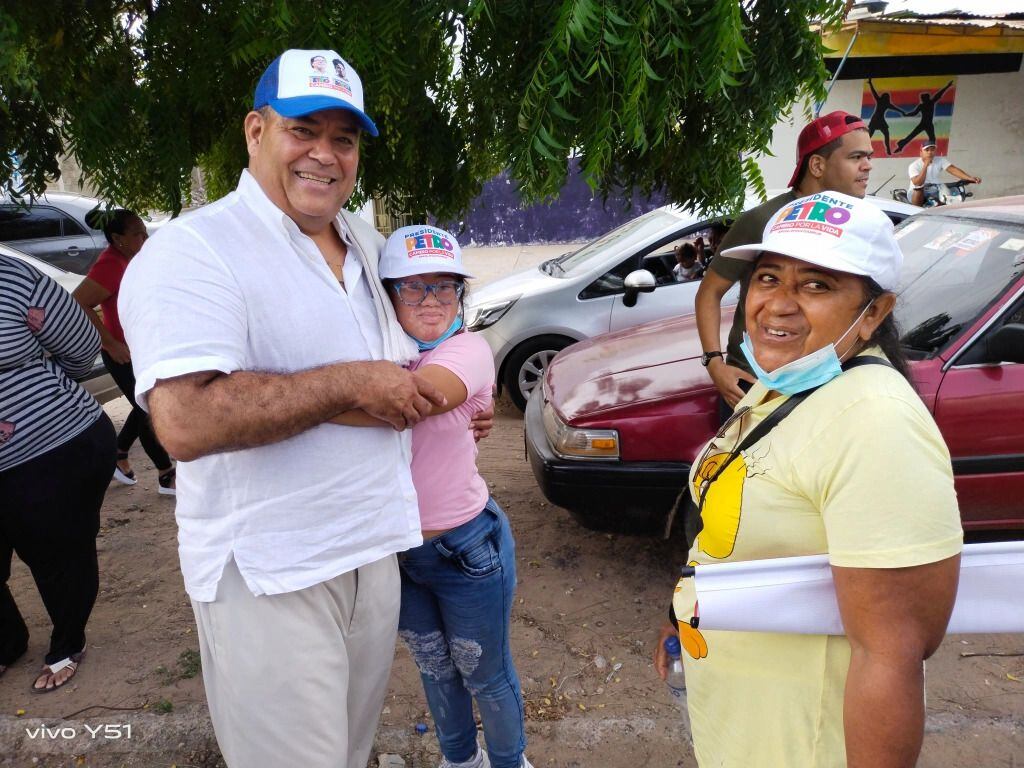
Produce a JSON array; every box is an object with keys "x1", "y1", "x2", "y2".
[
  {"x1": 549, "y1": 209, "x2": 684, "y2": 277},
  {"x1": 895, "y1": 214, "x2": 1024, "y2": 355}
]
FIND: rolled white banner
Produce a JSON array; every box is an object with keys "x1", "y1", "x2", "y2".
[{"x1": 690, "y1": 541, "x2": 1024, "y2": 635}]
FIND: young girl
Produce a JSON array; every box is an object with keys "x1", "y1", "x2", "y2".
[{"x1": 380, "y1": 225, "x2": 531, "y2": 768}]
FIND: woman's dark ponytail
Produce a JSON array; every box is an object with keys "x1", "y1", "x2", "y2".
[{"x1": 864, "y1": 278, "x2": 913, "y2": 385}]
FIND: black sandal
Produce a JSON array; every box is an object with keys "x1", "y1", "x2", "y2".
[
  {"x1": 112, "y1": 450, "x2": 137, "y2": 485},
  {"x1": 158, "y1": 466, "x2": 176, "y2": 497}
]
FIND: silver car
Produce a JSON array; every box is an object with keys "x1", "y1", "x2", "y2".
[
  {"x1": 467, "y1": 194, "x2": 918, "y2": 410},
  {"x1": 0, "y1": 193, "x2": 169, "y2": 274},
  {"x1": 2, "y1": 242, "x2": 121, "y2": 404}
]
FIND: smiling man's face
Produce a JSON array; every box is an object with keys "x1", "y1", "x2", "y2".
[{"x1": 244, "y1": 107, "x2": 361, "y2": 235}]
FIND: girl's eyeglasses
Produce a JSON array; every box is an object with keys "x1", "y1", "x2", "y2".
[{"x1": 391, "y1": 280, "x2": 464, "y2": 306}]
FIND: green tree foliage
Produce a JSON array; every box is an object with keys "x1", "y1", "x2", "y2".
[{"x1": 0, "y1": 1, "x2": 843, "y2": 218}]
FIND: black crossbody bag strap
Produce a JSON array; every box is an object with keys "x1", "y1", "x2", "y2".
[
  {"x1": 841, "y1": 355, "x2": 893, "y2": 371},
  {"x1": 694, "y1": 355, "x2": 895, "y2": 513},
  {"x1": 696, "y1": 391, "x2": 811, "y2": 512}
]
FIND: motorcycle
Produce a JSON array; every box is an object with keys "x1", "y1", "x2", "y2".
[{"x1": 891, "y1": 180, "x2": 975, "y2": 207}]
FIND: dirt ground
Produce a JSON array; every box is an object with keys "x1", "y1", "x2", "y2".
[{"x1": 1, "y1": 392, "x2": 1022, "y2": 768}]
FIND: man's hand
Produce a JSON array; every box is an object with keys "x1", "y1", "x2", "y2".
[
  {"x1": 470, "y1": 398, "x2": 495, "y2": 442},
  {"x1": 354, "y1": 362, "x2": 447, "y2": 430},
  {"x1": 103, "y1": 339, "x2": 132, "y2": 365},
  {"x1": 694, "y1": 237, "x2": 708, "y2": 265},
  {"x1": 707, "y1": 358, "x2": 755, "y2": 407}
]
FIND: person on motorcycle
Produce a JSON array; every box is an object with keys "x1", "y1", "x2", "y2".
[{"x1": 908, "y1": 143, "x2": 981, "y2": 206}]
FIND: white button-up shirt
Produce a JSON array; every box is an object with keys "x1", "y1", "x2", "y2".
[{"x1": 120, "y1": 171, "x2": 421, "y2": 601}]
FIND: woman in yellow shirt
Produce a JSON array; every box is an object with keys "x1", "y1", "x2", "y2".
[{"x1": 656, "y1": 191, "x2": 962, "y2": 768}]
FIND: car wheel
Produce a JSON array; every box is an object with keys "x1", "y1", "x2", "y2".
[{"x1": 502, "y1": 335, "x2": 574, "y2": 411}]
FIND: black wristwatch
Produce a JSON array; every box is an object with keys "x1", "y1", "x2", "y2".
[{"x1": 701, "y1": 351, "x2": 723, "y2": 367}]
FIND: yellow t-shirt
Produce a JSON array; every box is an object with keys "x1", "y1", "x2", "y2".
[{"x1": 674, "y1": 351, "x2": 963, "y2": 768}]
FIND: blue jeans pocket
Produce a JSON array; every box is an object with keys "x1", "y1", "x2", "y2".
[
  {"x1": 451, "y1": 534, "x2": 500, "y2": 578},
  {"x1": 433, "y1": 510, "x2": 502, "y2": 579}
]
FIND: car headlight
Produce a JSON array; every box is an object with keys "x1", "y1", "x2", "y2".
[
  {"x1": 465, "y1": 297, "x2": 519, "y2": 331},
  {"x1": 542, "y1": 400, "x2": 619, "y2": 459}
]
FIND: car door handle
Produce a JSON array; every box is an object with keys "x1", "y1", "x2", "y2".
[{"x1": 65, "y1": 246, "x2": 81, "y2": 255}]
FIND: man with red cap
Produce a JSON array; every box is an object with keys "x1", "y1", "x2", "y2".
[{"x1": 695, "y1": 111, "x2": 873, "y2": 420}]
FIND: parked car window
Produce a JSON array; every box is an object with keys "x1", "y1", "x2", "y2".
[
  {"x1": 551, "y1": 209, "x2": 683, "y2": 277},
  {"x1": 896, "y1": 216, "x2": 1024, "y2": 357},
  {"x1": 580, "y1": 226, "x2": 715, "y2": 299},
  {"x1": 0, "y1": 205, "x2": 64, "y2": 241},
  {"x1": 640, "y1": 252, "x2": 676, "y2": 285},
  {"x1": 61, "y1": 214, "x2": 88, "y2": 236},
  {"x1": 954, "y1": 288, "x2": 1024, "y2": 366},
  {"x1": 578, "y1": 257, "x2": 637, "y2": 298},
  {"x1": 0, "y1": 208, "x2": 23, "y2": 241}
]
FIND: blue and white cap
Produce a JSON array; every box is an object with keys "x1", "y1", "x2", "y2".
[{"x1": 253, "y1": 49, "x2": 378, "y2": 136}]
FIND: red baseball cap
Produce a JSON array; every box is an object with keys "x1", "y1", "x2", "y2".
[{"x1": 787, "y1": 111, "x2": 868, "y2": 188}]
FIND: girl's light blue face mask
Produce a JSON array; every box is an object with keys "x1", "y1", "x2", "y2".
[
  {"x1": 411, "y1": 316, "x2": 463, "y2": 351},
  {"x1": 739, "y1": 301, "x2": 873, "y2": 396}
]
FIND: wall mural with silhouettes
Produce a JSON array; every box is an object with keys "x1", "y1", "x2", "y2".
[{"x1": 860, "y1": 76, "x2": 958, "y2": 158}]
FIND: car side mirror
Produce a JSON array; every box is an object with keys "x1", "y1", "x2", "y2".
[
  {"x1": 987, "y1": 323, "x2": 1024, "y2": 363},
  {"x1": 622, "y1": 269, "x2": 656, "y2": 308}
]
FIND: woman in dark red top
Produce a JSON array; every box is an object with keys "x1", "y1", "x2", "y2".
[{"x1": 73, "y1": 210, "x2": 175, "y2": 496}]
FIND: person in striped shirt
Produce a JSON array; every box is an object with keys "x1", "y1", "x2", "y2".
[{"x1": 0, "y1": 252, "x2": 116, "y2": 692}]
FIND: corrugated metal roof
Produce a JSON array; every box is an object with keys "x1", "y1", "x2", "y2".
[
  {"x1": 874, "y1": 16, "x2": 1024, "y2": 27},
  {"x1": 841, "y1": 1, "x2": 1024, "y2": 30},
  {"x1": 872, "y1": 1, "x2": 1024, "y2": 17}
]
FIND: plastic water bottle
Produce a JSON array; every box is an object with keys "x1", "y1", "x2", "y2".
[{"x1": 663, "y1": 636, "x2": 689, "y2": 722}]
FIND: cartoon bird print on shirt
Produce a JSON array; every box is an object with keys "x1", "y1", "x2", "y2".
[
  {"x1": 678, "y1": 441, "x2": 772, "y2": 660},
  {"x1": 673, "y1": 578, "x2": 708, "y2": 660},
  {"x1": 692, "y1": 441, "x2": 771, "y2": 560}
]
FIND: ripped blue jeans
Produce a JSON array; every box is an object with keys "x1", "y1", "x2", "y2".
[{"x1": 398, "y1": 498, "x2": 526, "y2": 768}]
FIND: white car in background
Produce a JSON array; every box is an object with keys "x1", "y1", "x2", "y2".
[
  {"x1": 466, "y1": 194, "x2": 918, "y2": 410},
  {"x1": 0, "y1": 192, "x2": 170, "y2": 274},
  {"x1": 2, "y1": 241, "x2": 120, "y2": 404}
]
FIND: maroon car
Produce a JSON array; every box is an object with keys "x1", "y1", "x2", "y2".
[{"x1": 526, "y1": 197, "x2": 1024, "y2": 535}]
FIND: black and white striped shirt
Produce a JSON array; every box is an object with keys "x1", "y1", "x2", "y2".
[{"x1": 0, "y1": 253, "x2": 103, "y2": 471}]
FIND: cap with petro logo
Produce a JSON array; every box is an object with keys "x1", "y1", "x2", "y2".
[
  {"x1": 380, "y1": 225, "x2": 474, "y2": 280},
  {"x1": 719, "y1": 191, "x2": 902, "y2": 291},
  {"x1": 253, "y1": 49, "x2": 378, "y2": 136}
]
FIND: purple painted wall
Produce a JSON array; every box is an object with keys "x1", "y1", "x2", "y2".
[{"x1": 440, "y1": 159, "x2": 668, "y2": 245}]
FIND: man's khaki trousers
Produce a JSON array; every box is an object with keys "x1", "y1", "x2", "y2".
[{"x1": 192, "y1": 555, "x2": 400, "y2": 767}]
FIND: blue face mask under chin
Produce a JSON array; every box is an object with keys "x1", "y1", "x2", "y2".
[
  {"x1": 739, "y1": 302, "x2": 873, "y2": 396},
  {"x1": 411, "y1": 315, "x2": 463, "y2": 351}
]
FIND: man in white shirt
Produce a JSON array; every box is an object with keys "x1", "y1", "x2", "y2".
[
  {"x1": 120, "y1": 49, "x2": 448, "y2": 768},
  {"x1": 908, "y1": 142, "x2": 981, "y2": 206}
]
